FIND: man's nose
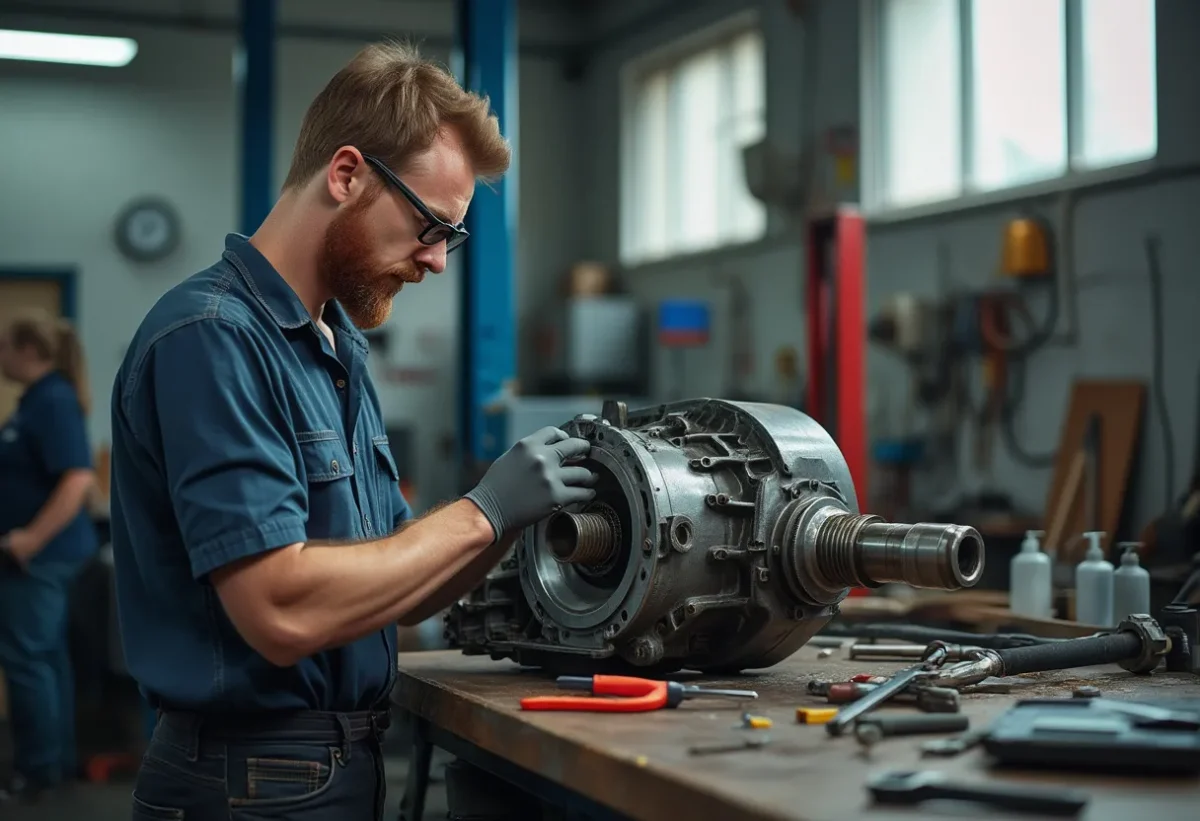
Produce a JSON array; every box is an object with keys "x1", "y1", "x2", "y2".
[{"x1": 415, "y1": 243, "x2": 447, "y2": 275}]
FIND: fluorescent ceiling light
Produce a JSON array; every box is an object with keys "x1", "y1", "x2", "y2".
[{"x1": 0, "y1": 29, "x2": 138, "y2": 67}]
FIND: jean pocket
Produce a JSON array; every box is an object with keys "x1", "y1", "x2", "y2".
[
  {"x1": 131, "y1": 795, "x2": 185, "y2": 820},
  {"x1": 228, "y1": 746, "x2": 340, "y2": 808}
]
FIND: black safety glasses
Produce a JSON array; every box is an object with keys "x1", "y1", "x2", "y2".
[{"x1": 362, "y1": 153, "x2": 469, "y2": 252}]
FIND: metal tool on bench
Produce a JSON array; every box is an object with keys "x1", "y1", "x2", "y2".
[
  {"x1": 855, "y1": 713, "x2": 970, "y2": 747},
  {"x1": 687, "y1": 736, "x2": 770, "y2": 756},
  {"x1": 826, "y1": 682, "x2": 960, "y2": 713},
  {"x1": 921, "y1": 729, "x2": 989, "y2": 757},
  {"x1": 848, "y1": 642, "x2": 976, "y2": 662},
  {"x1": 519, "y1": 675, "x2": 758, "y2": 712},
  {"x1": 932, "y1": 615, "x2": 1173, "y2": 689},
  {"x1": 867, "y1": 770, "x2": 1090, "y2": 816},
  {"x1": 825, "y1": 643, "x2": 952, "y2": 736}
]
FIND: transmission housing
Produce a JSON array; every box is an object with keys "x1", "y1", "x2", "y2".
[{"x1": 445, "y1": 399, "x2": 984, "y2": 674}]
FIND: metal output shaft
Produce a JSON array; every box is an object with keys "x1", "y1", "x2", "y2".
[{"x1": 814, "y1": 515, "x2": 985, "y2": 591}]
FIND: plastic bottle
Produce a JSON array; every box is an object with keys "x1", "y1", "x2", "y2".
[
  {"x1": 1113, "y1": 542, "x2": 1151, "y2": 620},
  {"x1": 1010, "y1": 530, "x2": 1053, "y2": 619},
  {"x1": 1075, "y1": 531, "x2": 1114, "y2": 628}
]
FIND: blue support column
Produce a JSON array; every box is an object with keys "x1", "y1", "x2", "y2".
[
  {"x1": 456, "y1": 0, "x2": 518, "y2": 466},
  {"x1": 238, "y1": 0, "x2": 276, "y2": 235}
]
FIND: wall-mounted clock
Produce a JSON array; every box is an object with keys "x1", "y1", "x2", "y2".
[{"x1": 115, "y1": 197, "x2": 181, "y2": 262}]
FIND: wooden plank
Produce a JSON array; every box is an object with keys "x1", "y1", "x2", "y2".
[{"x1": 395, "y1": 648, "x2": 1200, "y2": 821}]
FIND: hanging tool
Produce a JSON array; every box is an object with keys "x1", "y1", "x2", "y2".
[
  {"x1": 519, "y1": 675, "x2": 758, "y2": 713},
  {"x1": 825, "y1": 644, "x2": 950, "y2": 736},
  {"x1": 933, "y1": 615, "x2": 1171, "y2": 689},
  {"x1": 867, "y1": 770, "x2": 1089, "y2": 816}
]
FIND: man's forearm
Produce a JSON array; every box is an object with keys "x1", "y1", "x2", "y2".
[
  {"x1": 214, "y1": 498, "x2": 497, "y2": 664},
  {"x1": 398, "y1": 533, "x2": 517, "y2": 626}
]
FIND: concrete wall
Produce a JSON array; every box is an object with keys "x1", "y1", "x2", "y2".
[
  {"x1": 580, "y1": 0, "x2": 1200, "y2": 534},
  {"x1": 0, "y1": 0, "x2": 584, "y2": 510}
]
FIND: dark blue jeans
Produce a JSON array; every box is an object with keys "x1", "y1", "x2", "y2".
[
  {"x1": 131, "y1": 711, "x2": 387, "y2": 821},
  {"x1": 0, "y1": 558, "x2": 86, "y2": 786}
]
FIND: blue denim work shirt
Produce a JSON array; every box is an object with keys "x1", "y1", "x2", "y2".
[
  {"x1": 0, "y1": 371, "x2": 98, "y2": 567},
  {"x1": 110, "y1": 234, "x2": 412, "y2": 713}
]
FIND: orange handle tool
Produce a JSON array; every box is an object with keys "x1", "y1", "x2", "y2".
[{"x1": 520, "y1": 675, "x2": 669, "y2": 712}]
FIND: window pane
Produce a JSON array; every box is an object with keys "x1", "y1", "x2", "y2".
[
  {"x1": 1078, "y1": 0, "x2": 1156, "y2": 168},
  {"x1": 882, "y1": 0, "x2": 962, "y2": 208},
  {"x1": 727, "y1": 30, "x2": 766, "y2": 243},
  {"x1": 675, "y1": 48, "x2": 722, "y2": 253},
  {"x1": 970, "y1": 0, "x2": 1067, "y2": 190},
  {"x1": 633, "y1": 69, "x2": 670, "y2": 262}
]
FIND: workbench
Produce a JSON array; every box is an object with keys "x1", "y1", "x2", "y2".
[{"x1": 392, "y1": 646, "x2": 1200, "y2": 821}]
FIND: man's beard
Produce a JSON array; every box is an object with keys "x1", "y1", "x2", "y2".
[{"x1": 318, "y1": 196, "x2": 420, "y2": 330}]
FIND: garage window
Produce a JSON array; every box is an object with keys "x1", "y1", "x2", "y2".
[
  {"x1": 620, "y1": 23, "x2": 766, "y2": 266},
  {"x1": 865, "y1": 0, "x2": 1157, "y2": 213}
]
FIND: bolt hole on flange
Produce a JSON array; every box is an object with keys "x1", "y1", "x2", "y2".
[{"x1": 672, "y1": 519, "x2": 692, "y2": 548}]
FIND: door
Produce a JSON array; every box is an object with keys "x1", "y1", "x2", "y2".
[
  {"x1": 0, "y1": 278, "x2": 64, "y2": 422},
  {"x1": 0, "y1": 277, "x2": 64, "y2": 719}
]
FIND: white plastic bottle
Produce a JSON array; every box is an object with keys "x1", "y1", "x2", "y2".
[
  {"x1": 1075, "y1": 531, "x2": 1114, "y2": 628},
  {"x1": 1113, "y1": 542, "x2": 1151, "y2": 620},
  {"x1": 1010, "y1": 530, "x2": 1053, "y2": 619}
]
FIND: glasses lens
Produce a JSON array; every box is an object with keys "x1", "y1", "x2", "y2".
[{"x1": 445, "y1": 230, "x2": 468, "y2": 252}]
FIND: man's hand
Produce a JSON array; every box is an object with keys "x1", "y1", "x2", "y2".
[
  {"x1": 464, "y1": 426, "x2": 597, "y2": 542},
  {"x1": 0, "y1": 529, "x2": 41, "y2": 569}
]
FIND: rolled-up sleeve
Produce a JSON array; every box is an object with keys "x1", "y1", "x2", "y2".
[
  {"x1": 148, "y1": 318, "x2": 308, "y2": 579},
  {"x1": 390, "y1": 483, "x2": 412, "y2": 532}
]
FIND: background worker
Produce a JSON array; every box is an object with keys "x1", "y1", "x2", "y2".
[
  {"x1": 109, "y1": 42, "x2": 597, "y2": 819},
  {"x1": 0, "y1": 310, "x2": 98, "y2": 802}
]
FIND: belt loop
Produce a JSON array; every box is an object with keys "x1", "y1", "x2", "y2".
[
  {"x1": 336, "y1": 713, "x2": 352, "y2": 764},
  {"x1": 186, "y1": 714, "x2": 202, "y2": 763}
]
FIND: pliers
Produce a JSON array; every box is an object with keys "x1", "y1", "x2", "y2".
[{"x1": 520, "y1": 675, "x2": 758, "y2": 713}]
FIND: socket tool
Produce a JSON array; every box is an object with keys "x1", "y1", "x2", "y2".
[
  {"x1": 825, "y1": 646, "x2": 949, "y2": 737},
  {"x1": 867, "y1": 770, "x2": 1090, "y2": 816}
]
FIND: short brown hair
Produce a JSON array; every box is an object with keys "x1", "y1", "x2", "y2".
[
  {"x1": 8, "y1": 309, "x2": 90, "y2": 415},
  {"x1": 283, "y1": 41, "x2": 511, "y2": 191}
]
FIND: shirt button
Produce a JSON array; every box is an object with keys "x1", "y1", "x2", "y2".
[
  {"x1": 331, "y1": 459, "x2": 340, "y2": 473},
  {"x1": 353, "y1": 442, "x2": 359, "y2": 455},
  {"x1": 336, "y1": 379, "x2": 347, "y2": 389}
]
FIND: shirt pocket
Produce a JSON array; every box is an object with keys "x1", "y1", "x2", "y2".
[
  {"x1": 296, "y1": 430, "x2": 358, "y2": 538},
  {"x1": 371, "y1": 435, "x2": 401, "y2": 530}
]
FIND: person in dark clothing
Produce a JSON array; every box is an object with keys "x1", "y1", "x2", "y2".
[
  {"x1": 0, "y1": 310, "x2": 98, "y2": 802},
  {"x1": 109, "y1": 42, "x2": 597, "y2": 821}
]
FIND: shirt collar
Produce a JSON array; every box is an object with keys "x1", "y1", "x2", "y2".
[{"x1": 222, "y1": 233, "x2": 367, "y2": 350}]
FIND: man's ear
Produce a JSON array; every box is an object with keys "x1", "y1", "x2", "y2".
[{"x1": 326, "y1": 147, "x2": 364, "y2": 204}]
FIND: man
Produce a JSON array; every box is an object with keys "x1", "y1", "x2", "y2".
[{"x1": 110, "y1": 42, "x2": 597, "y2": 820}]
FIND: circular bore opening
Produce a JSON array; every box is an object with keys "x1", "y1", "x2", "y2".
[
  {"x1": 672, "y1": 519, "x2": 693, "y2": 548},
  {"x1": 955, "y1": 533, "x2": 984, "y2": 583},
  {"x1": 546, "y1": 513, "x2": 581, "y2": 562}
]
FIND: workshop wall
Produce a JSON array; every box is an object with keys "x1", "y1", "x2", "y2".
[
  {"x1": 0, "y1": 2, "x2": 584, "y2": 510},
  {"x1": 583, "y1": 0, "x2": 1200, "y2": 534},
  {"x1": 579, "y1": 0, "x2": 858, "y2": 402}
]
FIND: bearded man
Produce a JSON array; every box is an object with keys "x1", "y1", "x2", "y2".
[{"x1": 109, "y1": 42, "x2": 596, "y2": 821}]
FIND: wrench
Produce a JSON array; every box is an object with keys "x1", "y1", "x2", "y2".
[
  {"x1": 920, "y1": 729, "x2": 988, "y2": 757},
  {"x1": 825, "y1": 653, "x2": 945, "y2": 737},
  {"x1": 868, "y1": 770, "x2": 1089, "y2": 816}
]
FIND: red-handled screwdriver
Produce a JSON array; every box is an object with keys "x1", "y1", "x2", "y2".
[{"x1": 520, "y1": 675, "x2": 758, "y2": 712}]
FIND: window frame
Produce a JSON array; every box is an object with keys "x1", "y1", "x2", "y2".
[
  {"x1": 618, "y1": 10, "x2": 768, "y2": 268},
  {"x1": 860, "y1": 0, "x2": 1159, "y2": 224}
]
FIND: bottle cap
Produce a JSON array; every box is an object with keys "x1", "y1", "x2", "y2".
[{"x1": 1082, "y1": 531, "x2": 1106, "y2": 560}]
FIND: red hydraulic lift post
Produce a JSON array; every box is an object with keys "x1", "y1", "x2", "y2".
[{"x1": 805, "y1": 206, "x2": 868, "y2": 514}]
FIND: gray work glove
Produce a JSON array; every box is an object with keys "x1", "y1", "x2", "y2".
[{"x1": 464, "y1": 426, "x2": 598, "y2": 542}]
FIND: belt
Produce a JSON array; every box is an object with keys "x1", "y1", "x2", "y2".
[{"x1": 158, "y1": 707, "x2": 391, "y2": 745}]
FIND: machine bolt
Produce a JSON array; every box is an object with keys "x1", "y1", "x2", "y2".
[{"x1": 1072, "y1": 686, "x2": 1101, "y2": 699}]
